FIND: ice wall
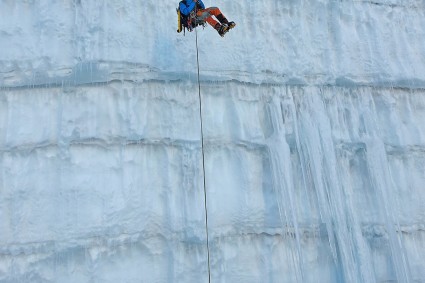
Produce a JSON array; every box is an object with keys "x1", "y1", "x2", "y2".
[{"x1": 1, "y1": 0, "x2": 425, "y2": 282}]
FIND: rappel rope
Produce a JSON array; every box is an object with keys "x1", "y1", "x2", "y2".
[{"x1": 195, "y1": 15, "x2": 212, "y2": 283}]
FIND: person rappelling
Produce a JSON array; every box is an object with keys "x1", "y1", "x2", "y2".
[{"x1": 177, "y1": 0, "x2": 235, "y2": 37}]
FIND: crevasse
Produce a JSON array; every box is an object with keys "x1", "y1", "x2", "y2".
[{"x1": 1, "y1": 1, "x2": 425, "y2": 282}]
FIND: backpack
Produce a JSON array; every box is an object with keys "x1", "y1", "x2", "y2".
[{"x1": 177, "y1": 0, "x2": 204, "y2": 34}]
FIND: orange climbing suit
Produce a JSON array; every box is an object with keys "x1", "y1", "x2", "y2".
[{"x1": 196, "y1": 7, "x2": 222, "y2": 28}]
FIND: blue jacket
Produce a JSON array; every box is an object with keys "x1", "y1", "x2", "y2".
[{"x1": 179, "y1": 0, "x2": 205, "y2": 16}]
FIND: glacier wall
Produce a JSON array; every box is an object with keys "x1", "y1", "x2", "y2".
[{"x1": 1, "y1": 0, "x2": 425, "y2": 282}]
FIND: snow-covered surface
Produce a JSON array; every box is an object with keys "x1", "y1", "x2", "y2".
[{"x1": 1, "y1": 0, "x2": 425, "y2": 282}]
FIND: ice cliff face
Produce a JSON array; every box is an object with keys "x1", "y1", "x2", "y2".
[{"x1": 1, "y1": 0, "x2": 425, "y2": 282}]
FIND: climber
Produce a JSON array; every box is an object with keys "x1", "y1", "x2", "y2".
[{"x1": 178, "y1": 0, "x2": 235, "y2": 36}]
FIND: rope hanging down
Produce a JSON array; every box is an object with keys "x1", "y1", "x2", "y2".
[{"x1": 195, "y1": 24, "x2": 212, "y2": 283}]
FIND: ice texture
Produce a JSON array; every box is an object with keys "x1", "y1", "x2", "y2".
[{"x1": 1, "y1": 0, "x2": 425, "y2": 282}]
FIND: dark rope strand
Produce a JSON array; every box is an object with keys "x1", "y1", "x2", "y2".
[{"x1": 195, "y1": 20, "x2": 212, "y2": 283}]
